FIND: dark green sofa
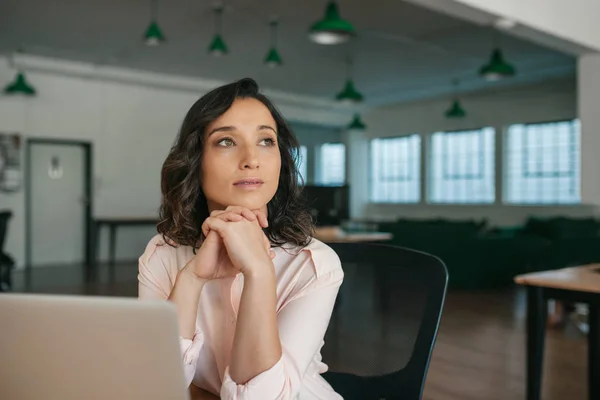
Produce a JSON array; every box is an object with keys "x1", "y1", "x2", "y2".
[
  {"x1": 374, "y1": 218, "x2": 549, "y2": 289},
  {"x1": 351, "y1": 216, "x2": 600, "y2": 289}
]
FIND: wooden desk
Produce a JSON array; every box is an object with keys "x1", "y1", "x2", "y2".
[
  {"x1": 92, "y1": 217, "x2": 158, "y2": 280},
  {"x1": 90, "y1": 221, "x2": 390, "y2": 280},
  {"x1": 515, "y1": 265, "x2": 600, "y2": 400},
  {"x1": 189, "y1": 385, "x2": 220, "y2": 399},
  {"x1": 314, "y1": 227, "x2": 392, "y2": 243}
]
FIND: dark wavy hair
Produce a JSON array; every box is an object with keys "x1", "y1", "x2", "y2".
[{"x1": 157, "y1": 78, "x2": 314, "y2": 251}]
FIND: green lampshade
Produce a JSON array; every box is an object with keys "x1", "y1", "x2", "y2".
[
  {"x1": 143, "y1": 20, "x2": 166, "y2": 46},
  {"x1": 336, "y1": 79, "x2": 363, "y2": 104},
  {"x1": 309, "y1": 1, "x2": 356, "y2": 45},
  {"x1": 3, "y1": 72, "x2": 36, "y2": 96},
  {"x1": 264, "y1": 47, "x2": 283, "y2": 68},
  {"x1": 479, "y1": 48, "x2": 516, "y2": 81},
  {"x1": 208, "y1": 34, "x2": 228, "y2": 56},
  {"x1": 445, "y1": 99, "x2": 466, "y2": 118},
  {"x1": 348, "y1": 113, "x2": 366, "y2": 131}
]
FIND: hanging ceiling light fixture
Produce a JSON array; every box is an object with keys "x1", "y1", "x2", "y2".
[
  {"x1": 264, "y1": 17, "x2": 283, "y2": 68},
  {"x1": 445, "y1": 99, "x2": 466, "y2": 119},
  {"x1": 309, "y1": 1, "x2": 355, "y2": 45},
  {"x1": 336, "y1": 57, "x2": 363, "y2": 104},
  {"x1": 479, "y1": 48, "x2": 516, "y2": 81},
  {"x1": 3, "y1": 72, "x2": 36, "y2": 96},
  {"x1": 347, "y1": 113, "x2": 366, "y2": 131},
  {"x1": 3, "y1": 50, "x2": 37, "y2": 96},
  {"x1": 445, "y1": 79, "x2": 466, "y2": 119},
  {"x1": 208, "y1": 3, "x2": 228, "y2": 56},
  {"x1": 479, "y1": 29, "x2": 516, "y2": 81},
  {"x1": 143, "y1": 0, "x2": 166, "y2": 46}
]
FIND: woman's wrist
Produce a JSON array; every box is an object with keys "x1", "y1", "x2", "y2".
[
  {"x1": 177, "y1": 266, "x2": 207, "y2": 291},
  {"x1": 242, "y1": 260, "x2": 276, "y2": 282}
]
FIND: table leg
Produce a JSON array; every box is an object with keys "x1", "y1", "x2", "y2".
[
  {"x1": 589, "y1": 304, "x2": 599, "y2": 400},
  {"x1": 526, "y1": 286, "x2": 547, "y2": 400},
  {"x1": 87, "y1": 221, "x2": 99, "y2": 283},
  {"x1": 109, "y1": 224, "x2": 117, "y2": 282}
]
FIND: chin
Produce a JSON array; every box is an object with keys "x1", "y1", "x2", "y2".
[{"x1": 225, "y1": 195, "x2": 271, "y2": 211}]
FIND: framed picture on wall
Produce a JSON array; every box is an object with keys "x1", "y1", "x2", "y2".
[{"x1": 0, "y1": 133, "x2": 22, "y2": 193}]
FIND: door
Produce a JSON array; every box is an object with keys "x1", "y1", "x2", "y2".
[{"x1": 29, "y1": 143, "x2": 87, "y2": 267}]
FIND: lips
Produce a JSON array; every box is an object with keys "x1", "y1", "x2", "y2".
[{"x1": 234, "y1": 179, "x2": 264, "y2": 186}]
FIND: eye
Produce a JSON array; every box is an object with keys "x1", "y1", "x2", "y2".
[
  {"x1": 217, "y1": 138, "x2": 234, "y2": 147},
  {"x1": 260, "y1": 138, "x2": 276, "y2": 146}
]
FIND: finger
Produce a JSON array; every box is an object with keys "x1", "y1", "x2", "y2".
[
  {"x1": 201, "y1": 220, "x2": 210, "y2": 238},
  {"x1": 225, "y1": 205, "x2": 257, "y2": 222},
  {"x1": 202, "y1": 217, "x2": 230, "y2": 238},
  {"x1": 217, "y1": 212, "x2": 243, "y2": 222},
  {"x1": 253, "y1": 210, "x2": 269, "y2": 228},
  {"x1": 210, "y1": 209, "x2": 226, "y2": 217},
  {"x1": 262, "y1": 232, "x2": 271, "y2": 254},
  {"x1": 202, "y1": 213, "x2": 242, "y2": 237}
]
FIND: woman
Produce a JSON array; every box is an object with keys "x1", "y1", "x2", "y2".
[{"x1": 138, "y1": 78, "x2": 344, "y2": 399}]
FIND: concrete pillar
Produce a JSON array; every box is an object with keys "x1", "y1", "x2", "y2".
[
  {"x1": 578, "y1": 53, "x2": 600, "y2": 208},
  {"x1": 344, "y1": 128, "x2": 369, "y2": 219}
]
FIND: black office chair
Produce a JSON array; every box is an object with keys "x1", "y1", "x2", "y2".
[
  {"x1": 321, "y1": 242, "x2": 448, "y2": 400},
  {"x1": 0, "y1": 210, "x2": 15, "y2": 292}
]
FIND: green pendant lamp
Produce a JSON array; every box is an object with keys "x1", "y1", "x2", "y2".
[
  {"x1": 336, "y1": 80, "x2": 363, "y2": 103},
  {"x1": 143, "y1": 0, "x2": 166, "y2": 46},
  {"x1": 265, "y1": 48, "x2": 283, "y2": 68},
  {"x1": 445, "y1": 99, "x2": 466, "y2": 118},
  {"x1": 3, "y1": 71, "x2": 36, "y2": 96},
  {"x1": 209, "y1": 4, "x2": 228, "y2": 56},
  {"x1": 445, "y1": 79, "x2": 466, "y2": 118},
  {"x1": 336, "y1": 58, "x2": 363, "y2": 104},
  {"x1": 309, "y1": 1, "x2": 356, "y2": 45},
  {"x1": 479, "y1": 48, "x2": 516, "y2": 81},
  {"x1": 264, "y1": 18, "x2": 283, "y2": 68},
  {"x1": 347, "y1": 113, "x2": 366, "y2": 131}
]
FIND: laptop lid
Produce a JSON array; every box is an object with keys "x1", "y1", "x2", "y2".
[{"x1": 0, "y1": 293, "x2": 189, "y2": 400}]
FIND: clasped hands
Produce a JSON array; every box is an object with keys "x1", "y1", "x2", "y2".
[{"x1": 183, "y1": 206, "x2": 275, "y2": 282}]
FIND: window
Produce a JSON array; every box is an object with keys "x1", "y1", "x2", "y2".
[
  {"x1": 297, "y1": 145, "x2": 307, "y2": 184},
  {"x1": 370, "y1": 135, "x2": 421, "y2": 203},
  {"x1": 429, "y1": 127, "x2": 495, "y2": 204},
  {"x1": 504, "y1": 120, "x2": 580, "y2": 204},
  {"x1": 318, "y1": 143, "x2": 345, "y2": 186}
]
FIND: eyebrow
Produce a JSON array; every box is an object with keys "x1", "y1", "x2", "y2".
[
  {"x1": 207, "y1": 125, "x2": 277, "y2": 137},
  {"x1": 207, "y1": 126, "x2": 235, "y2": 137},
  {"x1": 258, "y1": 125, "x2": 277, "y2": 134}
]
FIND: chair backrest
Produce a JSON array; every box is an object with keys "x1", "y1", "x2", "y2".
[
  {"x1": 321, "y1": 242, "x2": 448, "y2": 400},
  {"x1": 0, "y1": 211, "x2": 12, "y2": 252}
]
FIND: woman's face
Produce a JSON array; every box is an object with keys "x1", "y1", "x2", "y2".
[{"x1": 201, "y1": 97, "x2": 281, "y2": 213}]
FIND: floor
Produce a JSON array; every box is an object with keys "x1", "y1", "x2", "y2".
[{"x1": 10, "y1": 262, "x2": 588, "y2": 400}]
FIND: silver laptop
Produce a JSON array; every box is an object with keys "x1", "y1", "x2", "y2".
[{"x1": 0, "y1": 293, "x2": 189, "y2": 400}]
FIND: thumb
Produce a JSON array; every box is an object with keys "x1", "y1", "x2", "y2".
[{"x1": 202, "y1": 230, "x2": 220, "y2": 247}]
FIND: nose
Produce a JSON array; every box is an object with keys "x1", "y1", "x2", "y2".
[{"x1": 239, "y1": 144, "x2": 259, "y2": 170}]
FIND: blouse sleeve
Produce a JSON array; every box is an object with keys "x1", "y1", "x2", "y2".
[
  {"x1": 219, "y1": 257, "x2": 343, "y2": 400},
  {"x1": 137, "y1": 239, "x2": 204, "y2": 387}
]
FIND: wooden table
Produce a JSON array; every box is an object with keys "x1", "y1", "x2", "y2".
[
  {"x1": 90, "y1": 222, "x2": 390, "y2": 281},
  {"x1": 92, "y1": 217, "x2": 158, "y2": 280},
  {"x1": 314, "y1": 227, "x2": 392, "y2": 243},
  {"x1": 515, "y1": 264, "x2": 600, "y2": 400},
  {"x1": 189, "y1": 385, "x2": 220, "y2": 399}
]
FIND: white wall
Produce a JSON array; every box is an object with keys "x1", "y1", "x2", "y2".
[
  {"x1": 0, "y1": 56, "x2": 350, "y2": 268},
  {"x1": 349, "y1": 77, "x2": 600, "y2": 226}
]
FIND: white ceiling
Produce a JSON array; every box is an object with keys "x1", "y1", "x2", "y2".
[{"x1": 0, "y1": 0, "x2": 575, "y2": 106}]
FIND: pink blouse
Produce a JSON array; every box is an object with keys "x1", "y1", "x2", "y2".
[{"x1": 138, "y1": 234, "x2": 344, "y2": 400}]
